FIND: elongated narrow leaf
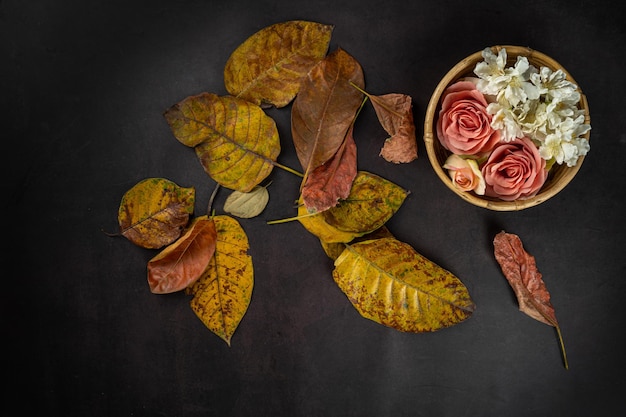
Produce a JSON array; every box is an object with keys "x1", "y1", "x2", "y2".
[
  {"x1": 224, "y1": 20, "x2": 333, "y2": 108},
  {"x1": 493, "y1": 231, "x2": 568, "y2": 369},
  {"x1": 301, "y1": 126, "x2": 357, "y2": 212},
  {"x1": 291, "y1": 48, "x2": 364, "y2": 179},
  {"x1": 186, "y1": 215, "x2": 253, "y2": 346},
  {"x1": 164, "y1": 93, "x2": 280, "y2": 192},
  {"x1": 147, "y1": 216, "x2": 217, "y2": 294},
  {"x1": 323, "y1": 171, "x2": 408, "y2": 233},
  {"x1": 118, "y1": 178, "x2": 195, "y2": 249},
  {"x1": 333, "y1": 237, "x2": 475, "y2": 332}
]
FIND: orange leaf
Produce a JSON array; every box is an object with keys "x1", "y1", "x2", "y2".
[
  {"x1": 301, "y1": 126, "x2": 357, "y2": 212},
  {"x1": 147, "y1": 216, "x2": 217, "y2": 294}
]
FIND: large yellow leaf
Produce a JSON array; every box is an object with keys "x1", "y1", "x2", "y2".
[
  {"x1": 333, "y1": 237, "x2": 475, "y2": 332},
  {"x1": 186, "y1": 215, "x2": 253, "y2": 346},
  {"x1": 118, "y1": 178, "x2": 195, "y2": 249},
  {"x1": 164, "y1": 93, "x2": 280, "y2": 192},
  {"x1": 224, "y1": 20, "x2": 333, "y2": 108}
]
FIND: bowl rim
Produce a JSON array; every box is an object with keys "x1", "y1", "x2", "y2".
[{"x1": 423, "y1": 45, "x2": 591, "y2": 211}]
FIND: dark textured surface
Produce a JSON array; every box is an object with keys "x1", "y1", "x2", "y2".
[{"x1": 3, "y1": 0, "x2": 626, "y2": 415}]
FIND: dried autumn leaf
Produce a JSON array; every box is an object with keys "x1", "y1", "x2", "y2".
[
  {"x1": 186, "y1": 215, "x2": 253, "y2": 346},
  {"x1": 297, "y1": 171, "x2": 407, "y2": 243},
  {"x1": 320, "y1": 225, "x2": 394, "y2": 260},
  {"x1": 224, "y1": 20, "x2": 333, "y2": 108},
  {"x1": 291, "y1": 48, "x2": 365, "y2": 181},
  {"x1": 354, "y1": 86, "x2": 417, "y2": 164},
  {"x1": 118, "y1": 178, "x2": 195, "y2": 249},
  {"x1": 164, "y1": 93, "x2": 280, "y2": 192},
  {"x1": 493, "y1": 231, "x2": 569, "y2": 369},
  {"x1": 323, "y1": 171, "x2": 408, "y2": 233},
  {"x1": 333, "y1": 237, "x2": 475, "y2": 332},
  {"x1": 223, "y1": 185, "x2": 270, "y2": 219},
  {"x1": 297, "y1": 196, "x2": 361, "y2": 244},
  {"x1": 301, "y1": 126, "x2": 357, "y2": 212},
  {"x1": 147, "y1": 216, "x2": 217, "y2": 294}
]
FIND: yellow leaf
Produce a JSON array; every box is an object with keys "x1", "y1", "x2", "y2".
[
  {"x1": 297, "y1": 171, "x2": 407, "y2": 243},
  {"x1": 333, "y1": 237, "x2": 475, "y2": 332},
  {"x1": 164, "y1": 93, "x2": 280, "y2": 192},
  {"x1": 323, "y1": 171, "x2": 408, "y2": 233},
  {"x1": 186, "y1": 215, "x2": 253, "y2": 346},
  {"x1": 224, "y1": 20, "x2": 333, "y2": 108},
  {"x1": 118, "y1": 178, "x2": 195, "y2": 249}
]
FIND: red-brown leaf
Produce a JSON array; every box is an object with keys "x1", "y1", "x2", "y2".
[
  {"x1": 147, "y1": 216, "x2": 217, "y2": 294},
  {"x1": 369, "y1": 93, "x2": 417, "y2": 164},
  {"x1": 301, "y1": 126, "x2": 358, "y2": 212},
  {"x1": 291, "y1": 48, "x2": 364, "y2": 179},
  {"x1": 493, "y1": 231, "x2": 557, "y2": 327}
]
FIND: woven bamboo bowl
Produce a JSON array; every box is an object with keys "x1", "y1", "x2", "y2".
[{"x1": 424, "y1": 45, "x2": 591, "y2": 211}]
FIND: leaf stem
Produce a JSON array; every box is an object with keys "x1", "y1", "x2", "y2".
[
  {"x1": 266, "y1": 211, "x2": 317, "y2": 225},
  {"x1": 273, "y1": 162, "x2": 303, "y2": 177},
  {"x1": 207, "y1": 183, "x2": 221, "y2": 215},
  {"x1": 555, "y1": 324, "x2": 569, "y2": 370}
]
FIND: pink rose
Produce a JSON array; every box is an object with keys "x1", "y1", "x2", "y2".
[
  {"x1": 437, "y1": 81, "x2": 500, "y2": 155},
  {"x1": 481, "y1": 137, "x2": 548, "y2": 201}
]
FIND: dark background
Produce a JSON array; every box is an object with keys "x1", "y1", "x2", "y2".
[{"x1": 3, "y1": 0, "x2": 626, "y2": 416}]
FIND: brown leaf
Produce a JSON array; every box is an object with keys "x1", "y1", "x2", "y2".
[
  {"x1": 291, "y1": 48, "x2": 364, "y2": 181},
  {"x1": 224, "y1": 20, "x2": 333, "y2": 108},
  {"x1": 301, "y1": 125, "x2": 357, "y2": 212},
  {"x1": 369, "y1": 93, "x2": 417, "y2": 163},
  {"x1": 147, "y1": 216, "x2": 217, "y2": 294},
  {"x1": 493, "y1": 230, "x2": 569, "y2": 369}
]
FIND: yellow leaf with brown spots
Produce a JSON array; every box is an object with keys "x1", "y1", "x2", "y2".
[
  {"x1": 186, "y1": 215, "x2": 253, "y2": 346},
  {"x1": 224, "y1": 20, "x2": 333, "y2": 108},
  {"x1": 164, "y1": 93, "x2": 280, "y2": 192},
  {"x1": 118, "y1": 178, "x2": 195, "y2": 249},
  {"x1": 333, "y1": 237, "x2": 475, "y2": 332}
]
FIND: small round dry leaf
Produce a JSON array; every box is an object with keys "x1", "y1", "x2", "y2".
[{"x1": 223, "y1": 186, "x2": 269, "y2": 218}]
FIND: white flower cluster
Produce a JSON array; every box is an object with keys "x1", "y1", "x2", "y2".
[{"x1": 473, "y1": 47, "x2": 591, "y2": 167}]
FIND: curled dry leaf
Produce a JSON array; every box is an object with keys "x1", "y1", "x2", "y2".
[
  {"x1": 186, "y1": 215, "x2": 254, "y2": 346},
  {"x1": 493, "y1": 231, "x2": 568, "y2": 369},
  {"x1": 164, "y1": 93, "x2": 280, "y2": 192},
  {"x1": 147, "y1": 216, "x2": 217, "y2": 294},
  {"x1": 298, "y1": 171, "x2": 408, "y2": 243},
  {"x1": 353, "y1": 85, "x2": 417, "y2": 164},
  {"x1": 301, "y1": 126, "x2": 358, "y2": 213},
  {"x1": 291, "y1": 47, "x2": 365, "y2": 182},
  {"x1": 224, "y1": 20, "x2": 333, "y2": 108},
  {"x1": 333, "y1": 237, "x2": 475, "y2": 332},
  {"x1": 118, "y1": 178, "x2": 195, "y2": 249},
  {"x1": 223, "y1": 185, "x2": 270, "y2": 219},
  {"x1": 323, "y1": 171, "x2": 408, "y2": 233}
]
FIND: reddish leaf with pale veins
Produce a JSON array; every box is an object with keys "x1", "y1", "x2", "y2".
[
  {"x1": 493, "y1": 231, "x2": 557, "y2": 326},
  {"x1": 301, "y1": 126, "x2": 357, "y2": 212},
  {"x1": 369, "y1": 93, "x2": 417, "y2": 164},
  {"x1": 493, "y1": 231, "x2": 569, "y2": 369},
  {"x1": 291, "y1": 48, "x2": 364, "y2": 181},
  {"x1": 147, "y1": 216, "x2": 217, "y2": 294}
]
